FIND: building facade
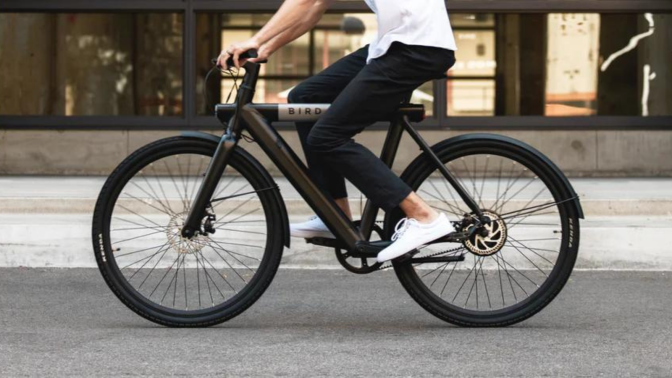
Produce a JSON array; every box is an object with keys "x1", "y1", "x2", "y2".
[{"x1": 1, "y1": 0, "x2": 671, "y2": 176}]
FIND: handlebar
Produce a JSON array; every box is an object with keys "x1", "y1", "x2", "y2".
[{"x1": 211, "y1": 49, "x2": 267, "y2": 69}]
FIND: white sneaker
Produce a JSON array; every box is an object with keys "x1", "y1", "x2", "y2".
[
  {"x1": 377, "y1": 213, "x2": 453, "y2": 263},
  {"x1": 290, "y1": 215, "x2": 335, "y2": 239}
]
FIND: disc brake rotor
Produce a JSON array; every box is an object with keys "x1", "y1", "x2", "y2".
[
  {"x1": 463, "y1": 211, "x2": 507, "y2": 256},
  {"x1": 166, "y1": 211, "x2": 207, "y2": 255}
]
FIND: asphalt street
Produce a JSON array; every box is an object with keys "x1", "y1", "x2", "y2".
[{"x1": 1, "y1": 268, "x2": 671, "y2": 377}]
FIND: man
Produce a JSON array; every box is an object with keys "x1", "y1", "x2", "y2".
[{"x1": 218, "y1": 0, "x2": 457, "y2": 263}]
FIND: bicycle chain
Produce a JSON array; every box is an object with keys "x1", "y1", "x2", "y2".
[{"x1": 377, "y1": 245, "x2": 465, "y2": 271}]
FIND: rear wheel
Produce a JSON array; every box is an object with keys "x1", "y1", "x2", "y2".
[
  {"x1": 92, "y1": 136, "x2": 285, "y2": 327},
  {"x1": 389, "y1": 136, "x2": 580, "y2": 326}
]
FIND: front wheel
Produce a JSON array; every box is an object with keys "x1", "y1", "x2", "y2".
[
  {"x1": 389, "y1": 135, "x2": 580, "y2": 327},
  {"x1": 92, "y1": 136, "x2": 285, "y2": 327}
]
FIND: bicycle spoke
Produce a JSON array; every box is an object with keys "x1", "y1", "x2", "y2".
[
  {"x1": 215, "y1": 227, "x2": 267, "y2": 236},
  {"x1": 426, "y1": 181, "x2": 463, "y2": 216},
  {"x1": 148, "y1": 163, "x2": 176, "y2": 215},
  {"x1": 504, "y1": 243, "x2": 549, "y2": 278},
  {"x1": 113, "y1": 229, "x2": 165, "y2": 245},
  {"x1": 121, "y1": 240, "x2": 171, "y2": 271},
  {"x1": 131, "y1": 181, "x2": 175, "y2": 215},
  {"x1": 116, "y1": 204, "x2": 165, "y2": 230},
  {"x1": 138, "y1": 246, "x2": 172, "y2": 289},
  {"x1": 198, "y1": 238, "x2": 261, "y2": 262},
  {"x1": 423, "y1": 262, "x2": 449, "y2": 280},
  {"x1": 113, "y1": 216, "x2": 165, "y2": 233},
  {"x1": 439, "y1": 259, "x2": 460, "y2": 296},
  {"x1": 205, "y1": 239, "x2": 254, "y2": 282},
  {"x1": 187, "y1": 157, "x2": 206, "y2": 211},
  {"x1": 452, "y1": 257, "x2": 480, "y2": 302},
  {"x1": 212, "y1": 197, "x2": 256, "y2": 226},
  {"x1": 199, "y1": 253, "x2": 237, "y2": 293},
  {"x1": 440, "y1": 169, "x2": 467, "y2": 215},
  {"x1": 115, "y1": 242, "x2": 171, "y2": 258},
  {"x1": 164, "y1": 159, "x2": 189, "y2": 212},
  {"x1": 149, "y1": 255, "x2": 181, "y2": 298},
  {"x1": 212, "y1": 183, "x2": 250, "y2": 210}
]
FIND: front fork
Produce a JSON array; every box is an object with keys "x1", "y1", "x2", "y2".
[
  {"x1": 182, "y1": 62, "x2": 260, "y2": 238},
  {"x1": 181, "y1": 132, "x2": 238, "y2": 238}
]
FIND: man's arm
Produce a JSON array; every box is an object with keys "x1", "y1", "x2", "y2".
[
  {"x1": 250, "y1": 5, "x2": 327, "y2": 63},
  {"x1": 217, "y1": 0, "x2": 333, "y2": 68}
]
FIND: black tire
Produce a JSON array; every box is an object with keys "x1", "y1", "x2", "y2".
[
  {"x1": 92, "y1": 136, "x2": 285, "y2": 327},
  {"x1": 388, "y1": 134, "x2": 580, "y2": 327}
]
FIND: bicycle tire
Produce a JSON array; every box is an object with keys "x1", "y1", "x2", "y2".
[
  {"x1": 389, "y1": 135, "x2": 580, "y2": 327},
  {"x1": 92, "y1": 136, "x2": 285, "y2": 327}
]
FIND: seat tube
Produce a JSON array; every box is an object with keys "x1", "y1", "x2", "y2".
[{"x1": 359, "y1": 119, "x2": 405, "y2": 239}]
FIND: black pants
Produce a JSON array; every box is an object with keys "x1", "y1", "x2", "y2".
[{"x1": 288, "y1": 42, "x2": 455, "y2": 212}]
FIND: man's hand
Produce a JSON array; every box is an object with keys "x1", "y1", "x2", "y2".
[
  {"x1": 217, "y1": 38, "x2": 261, "y2": 69},
  {"x1": 248, "y1": 44, "x2": 274, "y2": 63}
]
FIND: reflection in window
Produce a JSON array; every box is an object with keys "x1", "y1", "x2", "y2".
[
  {"x1": 450, "y1": 30, "x2": 496, "y2": 78},
  {"x1": 545, "y1": 14, "x2": 600, "y2": 116},
  {"x1": 448, "y1": 81, "x2": 495, "y2": 116},
  {"x1": 220, "y1": 79, "x2": 301, "y2": 104},
  {"x1": 448, "y1": 12, "x2": 672, "y2": 117},
  {"x1": 447, "y1": 14, "x2": 496, "y2": 116},
  {"x1": 313, "y1": 14, "x2": 377, "y2": 71},
  {"x1": 0, "y1": 13, "x2": 183, "y2": 116}
]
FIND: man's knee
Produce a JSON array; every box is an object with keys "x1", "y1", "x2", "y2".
[
  {"x1": 306, "y1": 131, "x2": 326, "y2": 152},
  {"x1": 306, "y1": 128, "x2": 332, "y2": 153},
  {"x1": 306, "y1": 125, "x2": 348, "y2": 153},
  {"x1": 288, "y1": 83, "x2": 312, "y2": 104}
]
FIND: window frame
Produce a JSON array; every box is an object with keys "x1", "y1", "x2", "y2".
[{"x1": 2, "y1": 0, "x2": 671, "y2": 130}]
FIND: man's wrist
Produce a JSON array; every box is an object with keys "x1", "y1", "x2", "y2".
[{"x1": 250, "y1": 36, "x2": 264, "y2": 48}]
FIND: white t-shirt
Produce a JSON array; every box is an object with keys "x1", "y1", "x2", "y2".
[{"x1": 364, "y1": 0, "x2": 457, "y2": 63}]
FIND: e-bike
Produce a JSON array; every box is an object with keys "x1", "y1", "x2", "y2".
[{"x1": 92, "y1": 50, "x2": 583, "y2": 327}]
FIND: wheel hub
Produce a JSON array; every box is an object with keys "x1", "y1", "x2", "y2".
[
  {"x1": 463, "y1": 211, "x2": 507, "y2": 256},
  {"x1": 167, "y1": 212, "x2": 208, "y2": 255}
]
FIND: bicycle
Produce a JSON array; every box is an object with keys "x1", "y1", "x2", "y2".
[{"x1": 92, "y1": 50, "x2": 583, "y2": 327}]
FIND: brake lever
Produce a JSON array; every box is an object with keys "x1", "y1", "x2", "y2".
[{"x1": 211, "y1": 58, "x2": 223, "y2": 69}]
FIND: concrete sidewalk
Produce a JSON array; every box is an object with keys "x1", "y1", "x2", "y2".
[
  {"x1": 1, "y1": 176, "x2": 672, "y2": 269},
  {"x1": 2, "y1": 176, "x2": 672, "y2": 215}
]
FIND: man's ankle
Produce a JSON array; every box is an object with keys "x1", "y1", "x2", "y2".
[{"x1": 412, "y1": 210, "x2": 440, "y2": 224}]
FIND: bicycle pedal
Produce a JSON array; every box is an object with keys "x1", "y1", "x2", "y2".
[{"x1": 305, "y1": 237, "x2": 346, "y2": 249}]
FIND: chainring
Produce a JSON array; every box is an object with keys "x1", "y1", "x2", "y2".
[{"x1": 335, "y1": 221, "x2": 384, "y2": 274}]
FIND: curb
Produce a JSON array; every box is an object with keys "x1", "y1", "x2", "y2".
[{"x1": 2, "y1": 197, "x2": 672, "y2": 216}]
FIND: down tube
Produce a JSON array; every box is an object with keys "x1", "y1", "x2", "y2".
[{"x1": 239, "y1": 105, "x2": 364, "y2": 249}]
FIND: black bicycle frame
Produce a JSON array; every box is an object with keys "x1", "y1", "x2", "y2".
[{"x1": 182, "y1": 61, "x2": 483, "y2": 252}]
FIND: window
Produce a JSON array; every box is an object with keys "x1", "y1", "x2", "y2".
[
  {"x1": 0, "y1": 13, "x2": 183, "y2": 116},
  {"x1": 447, "y1": 14, "x2": 496, "y2": 116},
  {"x1": 1, "y1": 2, "x2": 670, "y2": 130},
  {"x1": 450, "y1": 12, "x2": 672, "y2": 117}
]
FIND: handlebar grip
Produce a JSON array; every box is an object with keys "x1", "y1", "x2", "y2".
[
  {"x1": 227, "y1": 49, "x2": 258, "y2": 67},
  {"x1": 211, "y1": 49, "x2": 262, "y2": 69}
]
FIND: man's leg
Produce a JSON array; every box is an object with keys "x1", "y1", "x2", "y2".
[
  {"x1": 288, "y1": 46, "x2": 368, "y2": 219},
  {"x1": 305, "y1": 42, "x2": 456, "y2": 260},
  {"x1": 306, "y1": 43, "x2": 451, "y2": 213}
]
